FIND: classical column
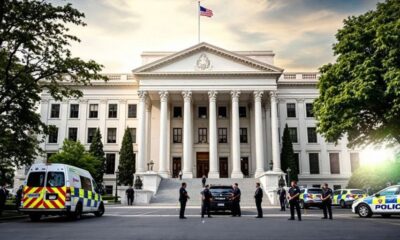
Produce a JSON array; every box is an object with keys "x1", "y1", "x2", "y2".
[
  {"x1": 270, "y1": 91, "x2": 282, "y2": 172},
  {"x1": 254, "y1": 91, "x2": 265, "y2": 177},
  {"x1": 137, "y1": 90, "x2": 147, "y2": 173},
  {"x1": 158, "y1": 91, "x2": 169, "y2": 178},
  {"x1": 182, "y1": 91, "x2": 193, "y2": 178},
  {"x1": 231, "y1": 90, "x2": 243, "y2": 178},
  {"x1": 145, "y1": 102, "x2": 152, "y2": 169},
  {"x1": 208, "y1": 90, "x2": 219, "y2": 178}
]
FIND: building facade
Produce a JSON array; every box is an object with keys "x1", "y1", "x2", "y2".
[{"x1": 15, "y1": 43, "x2": 361, "y2": 194}]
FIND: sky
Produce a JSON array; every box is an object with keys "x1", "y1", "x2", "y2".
[{"x1": 58, "y1": 0, "x2": 382, "y2": 73}]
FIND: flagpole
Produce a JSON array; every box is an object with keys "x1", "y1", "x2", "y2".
[{"x1": 198, "y1": 1, "x2": 200, "y2": 43}]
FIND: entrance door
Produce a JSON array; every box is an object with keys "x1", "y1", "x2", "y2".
[
  {"x1": 219, "y1": 157, "x2": 228, "y2": 178},
  {"x1": 241, "y1": 157, "x2": 249, "y2": 177},
  {"x1": 196, "y1": 152, "x2": 209, "y2": 178},
  {"x1": 172, "y1": 157, "x2": 181, "y2": 178}
]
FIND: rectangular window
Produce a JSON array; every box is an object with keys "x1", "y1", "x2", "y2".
[
  {"x1": 198, "y1": 128, "x2": 207, "y2": 143},
  {"x1": 288, "y1": 127, "x2": 298, "y2": 143},
  {"x1": 307, "y1": 127, "x2": 317, "y2": 143},
  {"x1": 48, "y1": 126, "x2": 58, "y2": 143},
  {"x1": 105, "y1": 153, "x2": 116, "y2": 174},
  {"x1": 173, "y1": 128, "x2": 182, "y2": 143},
  {"x1": 239, "y1": 106, "x2": 247, "y2": 118},
  {"x1": 294, "y1": 153, "x2": 300, "y2": 174},
  {"x1": 87, "y1": 128, "x2": 97, "y2": 143},
  {"x1": 46, "y1": 172, "x2": 65, "y2": 187},
  {"x1": 69, "y1": 104, "x2": 79, "y2": 118},
  {"x1": 218, "y1": 106, "x2": 227, "y2": 118},
  {"x1": 128, "y1": 104, "x2": 137, "y2": 118},
  {"x1": 240, "y1": 128, "x2": 248, "y2": 143},
  {"x1": 350, "y1": 152, "x2": 360, "y2": 173},
  {"x1": 286, "y1": 103, "x2": 296, "y2": 118},
  {"x1": 129, "y1": 128, "x2": 136, "y2": 143},
  {"x1": 108, "y1": 104, "x2": 118, "y2": 118},
  {"x1": 89, "y1": 104, "x2": 99, "y2": 118},
  {"x1": 173, "y1": 107, "x2": 182, "y2": 118},
  {"x1": 80, "y1": 176, "x2": 92, "y2": 191},
  {"x1": 306, "y1": 103, "x2": 314, "y2": 118},
  {"x1": 329, "y1": 153, "x2": 340, "y2": 174},
  {"x1": 198, "y1": 107, "x2": 207, "y2": 118},
  {"x1": 27, "y1": 172, "x2": 45, "y2": 187},
  {"x1": 68, "y1": 127, "x2": 78, "y2": 141},
  {"x1": 218, "y1": 128, "x2": 228, "y2": 143},
  {"x1": 107, "y1": 128, "x2": 117, "y2": 143},
  {"x1": 309, "y1": 153, "x2": 320, "y2": 174},
  {"x1": 50, "y1": 104, "x2": 60, "y2": 118}
]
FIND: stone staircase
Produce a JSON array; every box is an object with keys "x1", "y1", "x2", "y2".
[{"x1": 150, "y1": 178, "x2": 271, "y2": 206}]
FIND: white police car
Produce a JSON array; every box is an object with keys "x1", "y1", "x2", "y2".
[{"x1": 352, "y1": 185, "x2": 400, "y2": 218}]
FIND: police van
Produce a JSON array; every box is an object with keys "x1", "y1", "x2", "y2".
[
  {"x1": 352, "y1": 185, "x2": 400, "y2": 218},
  {"x1": 20, "y1": 163, "x2": 105, "y2": 221}
]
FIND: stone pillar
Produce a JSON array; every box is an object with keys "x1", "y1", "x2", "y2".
[
  {"x1": 270, "y1": 91, "x2": 282, "y2": 173},
  {"x1": 145, "y1": 102, "x2": 152, "y2": 169},
  {"x1": 254, "y1": 90, "x2": 265, "y2": 177},
  {"x1": 158, "y1": 91, "x2": 169, "y2": 178},
  {"x1": 137, "y1": 90, "x2": 147, "y2": 173},
  {"x1": 182, "y1": 91, "x2": 193, "y2": 178},
  {"x1": 208, "y1": 90, "x2": 219, "y2": 178},
  {"x1": 231, "y1": 90, "x2": 243, "y2": 178}
]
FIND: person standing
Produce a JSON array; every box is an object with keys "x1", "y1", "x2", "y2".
[
  {"x1": 16, "y1": 185, "x2": 23, "y2": 210},
  {"x1": 288, "y1": 180, "x2": 301, "y2": 221},
  {"x1": 277, "y1": 187, "x2": 287, "y2": 211},
  {"x1": 179, "y1": 170, "x2": 183, "y2": 180},
  {"x1": 321, "y1": 183, "x2": 333, "y2": 220},
  {"x1": 231, "y1": 183, "x2": 241, "y2": 217},
  {"x1": 201, "y1": 175, "x2": 207, "y2": 188},
  {"x1": 0, "y1": 184, "x2": 8, "y2": 217},
  {"x1": 254, "y1": 183, "x2": 263, "y2": 218},
  {"x1": 126, "y1": 185, "x2": 135, "y2": 206},
  {"x1": 179, "y1": 182, "x2": 190, "y2": 219},
  {"x1": 201, "y1": 185, "x2": 212, "y2": 218}
]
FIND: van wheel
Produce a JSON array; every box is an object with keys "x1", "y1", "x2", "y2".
[
  {"x1": 29, "y1": 213, "x2": 42, "y2": 222},
  {"x1": 95, "y1": 203, "x2": 105, "y2": 217},
  {"x1": 340, "y1": 200, "x2": 346, "y2": 208},
  {"x1": 70, "y1": 203, "x2": 83, "y2": 220},
  {"x1": 357, "y1": 204, "x2": 372, "y2": 218}
]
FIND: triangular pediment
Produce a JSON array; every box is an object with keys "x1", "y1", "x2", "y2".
[{"x1": 132, "y1": 42, "x2": 283, "y2": 75}]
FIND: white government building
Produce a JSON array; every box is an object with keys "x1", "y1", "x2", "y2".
[{"x1": 16, "y1": 42, "x2": 361, "y2": 196}]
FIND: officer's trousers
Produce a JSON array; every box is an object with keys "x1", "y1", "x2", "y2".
[
  {"x1": 179, "y1": 200, "x2": 187, "y2": 218},
  {"x1": 279, "y1": 198, "x2": 286, "y2": 211},
  {"x1": 289, "y1": 200, "x2": 301, "y2": 220},
  {"x1": 255, "y1": 199, "x2": 263, "y2": 217},
  {"x1": 202, "y1": 201, "x2": 211, "y2": 217},
  {"x1": 232, "y1": 201, "x2": 241, "y2": 216},
  {"x1": 322, "y1": 200, "x2": 332, "y2": 219},
  {"x1": 127, "y1": 196, "x2": 134, "y2": 206}
]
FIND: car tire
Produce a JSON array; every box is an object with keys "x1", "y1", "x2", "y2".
[
  {"x1": 29, "y1": 213, "x2": 42, "y2": 222},
  {"x1": 340, "y1": 200, "x2": 346, "y2": 209},
  {"x1": 70, "y1": 203, "x2": 83, "y2": 220},
  {"x1": 94, "y1": 203, "x2": 105, "y2": 217},
  {"x1": 357, "y1": 204, "x2": 372, "y2": 218},
  {"x1": 381, "y1": 214, "x2": 391, "y2": 218}
]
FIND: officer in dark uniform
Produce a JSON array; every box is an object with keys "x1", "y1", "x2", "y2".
[
  {"x1": 201, "y1": 185, "x2": 212, "y2": 218},
  {"x1": 254, "y1": 183, "x2": 263, "y2": 218},
  {"x1": 277, "y1": 187, "x2": 287, "y2": 211},
  {"x1": 231, "y1": 183, "x2": 241, "y2": 217},
  {"x1": 321, "y1": 183, "x2": 333, "y2": 220},
  {"x1": 179, "y1": 182, "x2": 190, "y2": 219},
  {"x1": 288, "y1": 180, "x2": 301, "y2": 221}
]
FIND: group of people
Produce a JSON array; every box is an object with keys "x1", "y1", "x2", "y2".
[{"x1": 278, "y1": 181, "x2": 333, "y2": 221}]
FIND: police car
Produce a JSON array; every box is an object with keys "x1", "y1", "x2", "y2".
[
  {"x1": 299, "y1": 188, "x2": 323, "y2": 209},
  {"x1": 333, "y1": 189, "x2": 367, "y2": 208},
  {"x1": 20, "y1": 163, "x2": 105, "y2": 221},
  {"x1": 352, "y1": 185, "x2": 400, "y2": 218}
]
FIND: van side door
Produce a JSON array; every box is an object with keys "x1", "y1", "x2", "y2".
[{"x1": 79, "y1": 176, "x2": 93, "y2": 212}]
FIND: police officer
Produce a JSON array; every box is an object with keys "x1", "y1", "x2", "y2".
[
  {"x1": 231, "y1": 183, "x2": 241, "y2": 217},
  {"x1": 277, "y1": 186, "x2": 287, "y2": 211},
  {"x1": 321, "y1": 183, "x2": 333, "y2": 220},
  {"x1": 288, "y1": 180, "x2": 301, "y2": 221},
  {"x1": 126, "y1": 185, "x2": 134, "y2": 206},
  {"x1": 254, "y1": 183, "x2": 263, "y2": 218},
  {"x1": 201, "y1": 185, "x2": 212, "y2": 218},
  {"x1": 179, "y1": 182, "x2": 190, "y2": 219}
]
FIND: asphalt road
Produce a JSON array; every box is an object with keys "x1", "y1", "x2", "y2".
[{"x1": 1, "y1": 206, "x2": 399, "y2": 240}]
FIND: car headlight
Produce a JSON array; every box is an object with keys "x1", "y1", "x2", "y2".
[{"x1": 352, "y1": 198, "x2": 362, "y2": 206}]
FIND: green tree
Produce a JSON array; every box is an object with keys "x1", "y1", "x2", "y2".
[
  {"x1": 281, "y1": 124, "x2": 298, "y2": 181},
  {"x1": 89, "y1": 129, "x2": 106, "y2": 184},
  {"x1": 0, "y1": 161, "x2": 14, "y2": 186},
  {"x1": 49, "y1": 140, "x2": 101, "y2": 178},
  {"x1": 0, "y1": 1, "x2": 106, "y2": 172},
  {"x1": 117, "y1": 128, "x2": 135, "y2": 186},
  {"x1": 314, "y1": 0, "x2": 400, "y2": 147}
]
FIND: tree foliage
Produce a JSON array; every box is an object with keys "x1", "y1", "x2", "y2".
[
  {"x1": 281, "y1": 124, "x2": 298, "y2": 181},
  {"x1": 89, "y1": 129, "x2": 105, "y2": 184},
  {"x1": 0, "y1": 0, "x2": 106, "y2": 171},
  {"x1": 49, "y1": 140, "x2": 101, "y2": 179},
  {"x1": 314, "y1": 0, "x2": 400, "y2": 147},
  {"x1": 118, "y1": 128, "x2": 135, "y2": 186}
]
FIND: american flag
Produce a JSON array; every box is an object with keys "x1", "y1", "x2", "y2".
[{"x1": 200, "y1": 6, "x2": 213, "y2": 17}]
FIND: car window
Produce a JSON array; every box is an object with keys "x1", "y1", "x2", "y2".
[
  {"x1": 27, "y1": 172, "x2": 46, "y2": 187},
  {"x1": 350, "y1": 190, "x2": 365, "y2": 195},
  {"x1": 46, "y1": 172, "x2": 65, "y2": 187},
  {"x1": 210, "y1": 187, "x2": 233, "y2": 195},
  {"x1": 342, "y1": 190, "x2": 348, "y2": 194},
  {"x1": 300, "y1": 189, "x2": 305, "y2": 193},
  {"x1": 80, "y1": 176, "x2": 92, "y2": 191},
  {"x1": 308, "y1": 189, "x2": 323, "y2": 194},
  {"x1": 334, "y1": 190, "x2": 341, "y2": 195},
  {"x1": 378, "y1": 187, "x2": 399, "y2": 196}
]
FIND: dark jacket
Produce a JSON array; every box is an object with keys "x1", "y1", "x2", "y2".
[
  {"x1": 179, "y1": 187, "x2": 189, "y2": 202},
  {"x1": 126, "y1": 188, "x2": 134, "y2": 198},
  {"x1": 202, "y1": 188, "x2": 213, "y2": 203},
  {"x1": 288, "y1": 186, "x2": 301, "y2": 202},
  {"x1": 0, "y1": 188, "x2": 7, "y2": 206},
  {"x1": 232, "y1": 188, "x2": 241, "y2": 202},
  {"x1": 254, "y1": 187, "x2": 263, "y2": 201},
  {"x1": 278, "y1": 188, "x2": 287, "y2": 200}
]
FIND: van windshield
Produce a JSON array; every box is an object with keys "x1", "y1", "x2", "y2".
[
  {"x1": 46, "y1": 172, "x2": 65, "y2": 187},
  {"x1": 27, "y1": 172, "x2": 46, "y2": 187}
]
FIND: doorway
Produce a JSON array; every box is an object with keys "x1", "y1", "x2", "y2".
[
  {"x1": 172, "y1": 157, "x2": 181, "y2": 178},
  {"x1": 241, "y1": 157, "x2": 249, "y2": 177},
  {"x1": 219, "y1": 157, "x2": 228, "y2": 178},
  {"x1": 196, "y1": 152, "x2": 209, "y2": 178}
]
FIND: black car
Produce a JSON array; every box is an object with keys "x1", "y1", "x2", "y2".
[{"x1": 209, "y1": 185, "x2": 233, "y2": 212}]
